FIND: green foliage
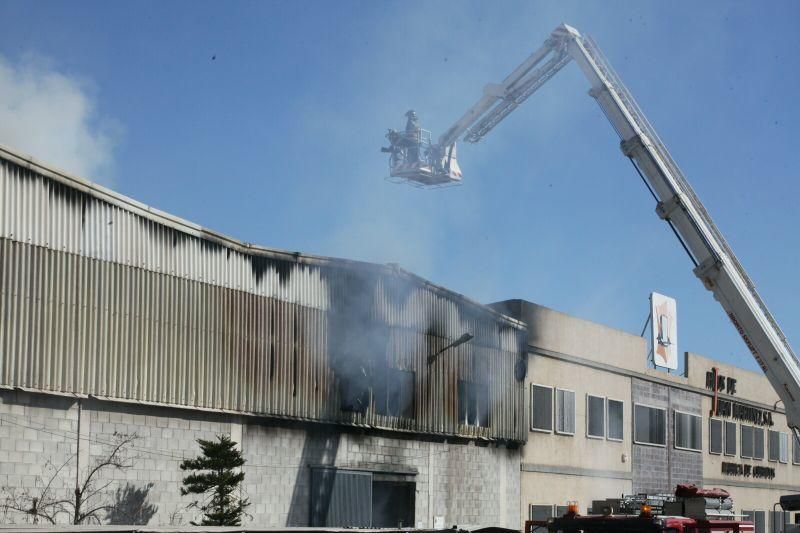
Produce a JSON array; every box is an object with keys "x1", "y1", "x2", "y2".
[{"x1": 180, "y1": 434, "x2": 249, "y2": 526}]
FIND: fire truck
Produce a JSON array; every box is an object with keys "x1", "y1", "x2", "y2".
[
  {"x1": 528, "y1": 512, "x2": 752, "y2": 533},
  {"x1": 523, "y1": 486, "x2": 755, "y2": 533}
]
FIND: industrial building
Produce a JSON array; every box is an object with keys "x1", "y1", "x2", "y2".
[
  {"x1": 1, "y1": 142, "x2": 797, "y2": 530},
  {"x1": 0, "y1": 144, "x2": 525, "y2": 527},
  {"x1": 493, "y1": 300, "x2": 800, "y2": 533}
]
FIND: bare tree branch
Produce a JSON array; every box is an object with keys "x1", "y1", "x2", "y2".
[{"x1": 1, "y1": 432, "x2": 145, "y2": 526}]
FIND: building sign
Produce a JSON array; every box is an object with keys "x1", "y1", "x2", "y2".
[
  {"x1": 707, "y1": 367, "x2": 773, "y2": 425},
  {"x1": 712, "y1": 399, "x2": 774, "y2": 426},
  {"x1": 722, "y1": 462, "x2": 775, "y2": 479},
  {"x1": 706, "y1": 369, "x2": 737, "y2": 395},
  {"x1": 651, "y1": 293, "x2": 678, "y2": 370}
]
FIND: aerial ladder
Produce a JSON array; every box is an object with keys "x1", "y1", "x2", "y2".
[{"x1": 382, "y1": 25, "x2": 800, "y2": 442}]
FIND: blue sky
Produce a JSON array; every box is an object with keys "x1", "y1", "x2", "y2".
[{"x1": 1, "y1": 1, "x2": 798, "y2": 374}]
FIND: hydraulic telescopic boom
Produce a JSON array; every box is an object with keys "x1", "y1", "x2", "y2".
[{"x1": 384, "y1": 24, "x2": 800, "y2": 433}]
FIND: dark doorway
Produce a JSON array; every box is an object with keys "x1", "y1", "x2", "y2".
[{"x1": 372, "y1": 481, "x2": 415, "y2": 528}]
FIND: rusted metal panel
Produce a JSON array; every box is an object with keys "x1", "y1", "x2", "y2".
[{"x1": 0, "y1": 147, "x2": 527, "y2": 443}]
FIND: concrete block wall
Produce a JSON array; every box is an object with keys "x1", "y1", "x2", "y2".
[
  {"x1": 0, "y1": 390, "x2": 519, "y2": 527},
  {"x1": 0, "y1": 390, "x2": 79, "y2": 506},
  {"x1": 430, "y1": 440, "x2": 519, "y2": 527},
  {"x1": 86, "y1": 401, "x2": 233, "y2": 526},
  {"x1": 631, "y1": 378, "x2": 702, "y2": 494},
  {"x1": 668, "y1": 388, "x2": 703, "y2": 488},
  {"x1": 242, "y1": 424, "x2": 520, "y2": 528},
  {"x1": 632, "y1": 378, "x2": 670, "y2": 494}
]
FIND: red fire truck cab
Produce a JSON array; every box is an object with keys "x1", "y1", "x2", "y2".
[{"x1": 526, "y1": 514, "x2": 754, "y2": 533}]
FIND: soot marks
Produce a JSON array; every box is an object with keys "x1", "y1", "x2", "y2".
[
  {"x1": 135, "y1": 218, "x2": 226, "y2": 257},
  {"x1": 326, "y1": 265, "x2": 388, "y2": 414},
  {"x1": 81, "y1": 197, "x2": 87, "y2": 228},
  {"x1": 270, "y1": 344, "x2": 276, "y2": 382},
  {"x1": 172, "y1": 228, "x2": 226, "y2": 254},
  {"x1": 48, "y1": 180, "x2": 83, "y2": 208},
  {"x1": 248, "y1": 254, "x2": 302, "y2": 286},
  {"x1": 249, "y1": 255, "x2": 271, "y2": 284},
  {"x1": 293, "y1": 308, "x2": 299, "y2": 397},
  {"x1": 270, "y1": 311, "x2": 277, "y2": 382},
  {"x1": 322, "y1": 264, "x2": 380, "y2": 315},
  {"x1": 275, "y1": 256, "x2": 295, "y2": 286},
  {"x1": 381, "y1": 274, "x2": 417, "y2": 308}
]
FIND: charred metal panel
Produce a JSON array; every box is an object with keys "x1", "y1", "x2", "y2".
[
  {"x1": 0, "y1": 148, "x2": 528, "y2": 443},
  {"x1": 310, "y1": 468, "x2": 372, "y2": 527}
]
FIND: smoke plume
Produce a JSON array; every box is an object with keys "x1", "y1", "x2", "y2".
[{"x1": 0, "y1": 53, "x2": 119, "y2": 184}]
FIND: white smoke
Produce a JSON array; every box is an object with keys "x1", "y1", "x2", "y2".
[{"x1": 0, "y1": 53, "x2": 119, "y2": 184}]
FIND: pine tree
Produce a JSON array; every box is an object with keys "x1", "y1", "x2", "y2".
[{"x1": 180, "y1": 435, "x2": 249, "y2": 526}]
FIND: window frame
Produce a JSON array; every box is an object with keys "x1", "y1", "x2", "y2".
[
  {"x1": 375, "y1": 367, "x2": 416, "y2": 419},
  {"x1": 586, "y1": 394, "x2": 606, "y2": 440},
  {"x1": 779, "y1": 431, "x2": 789, "y2": 464},
  {"x1": 529, "y1": 504, "x2": 554, "y2": 521},
  {"x1": 633, "y1": 402, "x2": 667, "y2": 448},
  {"x1": 741, "y1": 424, "x2": 754, "y2": 459},
  {"x1": 709, "y1": 418, "x2": 723, "y2": 455},
  {"x1": 724, "y1": 420, "x2": 737, "y2": 457},
  {"x1": 457, "y1": 380, "x2": 489, "y2": 428},
  {"x1": 530, "y1": 383, "x2": 554, "y2": 434},
  {"x1": 769, "y1": 429, "x2": 781, "y2": 463},
  {"x1": 554, "y1": 387, "x2": 576, "y2": 436},
  {"x1": 673, "y1": 409, "x2": 702, "y2": 452},
  {"x1": 793, "y1": 432, "x2": 800, "y2": 465},
  {"x1": 753, "y1": 426, "x2": 765, "y2": 461},
  {"x1": 606, "y1": 398, "x2": 624, "y2": 442}
]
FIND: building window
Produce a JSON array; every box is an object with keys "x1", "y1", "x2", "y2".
[
  {"x1": 709, "y1": 419, "x2": 723, "y2": 455},
  {"x1": 780, "y1": 432, "x2": 789, "y2": 463},
  {"x1": 754, "y1": 427, "x2": 765, "y2": 460},
  {"x1": 794, "y1": 434, "x2": 800, "y2": 465},
  {"x1": 634, "y1": 404, "x2": 666, "y2": 446},
  {"x1": 767, "y1": 431, "x2": 789, "y2": 463},
  {"x1": 674, "y1": 411, "x2": 702, "y2": 451},
  {"x1": 769, "y1": 430, "x2": 781, "y2": 462},
  {"x1": 555, "y1": 505, "x2": 569, "y2": 518},
  {"x1": 529, "y1": 504, "x2": 554, "y2": 521},
  {"x1": 586, "y1": 395, "x2": 605, "y2": 439},
  {"x1": 725, "y1": 421, "x2": 737, "y2": 456},
  {"x1": 375, "y1": 367, "x2": 415, "y2": 418},
  {"x1": 741, "y1": 425, "x2": 754, "y2": 459},
  {"x1": 458, "y1": 380, "x2": 489, "y2": 428},
  {"x1": 555, "y1": 388, "x2": 576, "y2": 435},
  {"x1": 607, "y1": 399, "x2": 624, "y2": 441},
  {"x1": 531, "y1": 384, "x2": 553, "y2": 433}
]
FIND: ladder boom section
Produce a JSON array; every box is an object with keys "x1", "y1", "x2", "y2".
[
  {"x1": 562, "y1": 25, "x2": 800, "y2": 427},
  {"x1": 437, "y1": 33, "x2": 572, "y2": 148}
]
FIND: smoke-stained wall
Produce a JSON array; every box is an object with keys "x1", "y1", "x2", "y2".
[{"x1": 0, "y1": 147, "x2": 526, "y2": 443}]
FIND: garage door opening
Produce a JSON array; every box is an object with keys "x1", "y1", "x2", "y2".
[
  {"x1": 310, "y1": 467, "x2": 415, "y2": 527},
  {"x1": 372, "y1": 480, "x2": 415, "y2": 528}
]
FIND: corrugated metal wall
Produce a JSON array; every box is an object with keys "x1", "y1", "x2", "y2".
[
  {"x1": 0, "y1": 148, "x2": 527, "y2": 442},
  {"x1": 310, "y1": 468, "x2": 373, "y2": 527}
]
